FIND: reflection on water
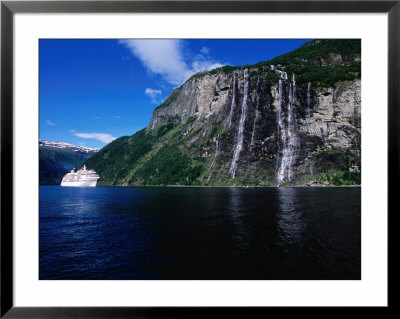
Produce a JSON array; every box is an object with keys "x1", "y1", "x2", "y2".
[
  {"x1": 40, "y1": 186, "x2": 361, "y2": 280},
  {"x1": 228, "y1": 187, "x2": 250, "y2": 255},
  {"x1": 276, "y1": 187, "x2": 306, "y2": 247}
]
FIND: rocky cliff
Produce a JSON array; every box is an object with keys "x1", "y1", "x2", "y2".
[{"x1": 85, "y1": 39, "x2": 361, "y2": 186}]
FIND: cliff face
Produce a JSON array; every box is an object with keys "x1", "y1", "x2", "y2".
[
  {"x1": 148, "y1": 73, "x2": 233, "y2": 130},
  {"x1": 144, "y1": 68, "x2": 360, "y2": 186},
  {"x1": 85, "y1": 40, "x2": 361, "y2": 186}
]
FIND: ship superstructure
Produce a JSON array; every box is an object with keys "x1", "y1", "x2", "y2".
[{"x1": 60, "y1": 165, "x2": 100, "y2": 187}]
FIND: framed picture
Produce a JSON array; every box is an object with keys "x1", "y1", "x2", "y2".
[{"x1": 1, "y1": 0, "x2": 395, "y2": 317}]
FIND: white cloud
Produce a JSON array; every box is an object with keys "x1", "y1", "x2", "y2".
[
  {"x1": 145, "y1": 88, "x2": 162, "y2": 98},
  {"x1": 119, "y1": 40, "x2": 224, "y2": 85},
  {"x1": 145, "y1": 88, "x2": 162, "y2": 103},
  {"x1": 46, "y1": 120, "x2": 55, "y2": 126},
  {"x1": 73, "y1": 132, "x2": 116, "y2": 144},
  {"x1": 191, "y1": 61, "x2": 224, "y2": 74},
  {"x1": 200, "y1": 46, "x2": 210, "y2": 55},
  {"x1": 114, "y1": 115, "x2": 121, "y2": 119}
]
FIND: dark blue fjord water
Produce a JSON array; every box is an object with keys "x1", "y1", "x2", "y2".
[{"x1": 39, "y1": 186, "x2": 360, "y2": 280}]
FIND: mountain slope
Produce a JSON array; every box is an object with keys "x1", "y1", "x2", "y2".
[
  {"x1": 39, "y1": 140, "x2": 99, "y2": 185},
  {"x1": 85, "y1": 39, "x2": 361, "y2": 187}
]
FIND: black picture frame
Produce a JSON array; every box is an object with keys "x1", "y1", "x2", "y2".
[{"x1": 1, "y1": 0, "x2": 395, "y2": 317}]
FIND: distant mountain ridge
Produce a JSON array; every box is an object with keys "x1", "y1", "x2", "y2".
[
  {"x1": 39, "y1": 140, "x2": 99, "y2": 185},
  {"x1": 39, "y1": 139, "x2": 100, "y2": 153},
  {"x1": 85, "y1": 39, "x2": 361, "y2": 187}
]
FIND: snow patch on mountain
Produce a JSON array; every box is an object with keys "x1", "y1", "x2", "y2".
[{"x1": 39, "y1": 139, "x2": 100, "y2": 153}]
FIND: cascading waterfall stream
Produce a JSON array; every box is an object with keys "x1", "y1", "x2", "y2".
[
  {"x1": 287, "y1": 74, "x2": 298, "y2": 181},
  {"x1": 250, "y1": 75, "x2": 260, "y2": 145},
  {"x1": 277, "y1": 74, "x2": 298, "y2": 185},
  {"x1": 229, "y1": 69, "x2": 249, "y2": 180},
  {"x1": 206, "y1": 138, "x2": 221, "y2": 183},
  {"x1": 276, "y1": 79, "x2": 286, "y2": 184},
  {"x1": 279, "y1": 71, "x2": 288, "y2": 80},
  {"x1": 307, "y1": 82, "x2": 311, "y2": 133},
  {"x1": 225, "y1": 72, "x2": 236, "y2": 128}
]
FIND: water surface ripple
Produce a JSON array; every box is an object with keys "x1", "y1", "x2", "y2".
[{"x1": 40, "y1": 186, "x2": 361, "y2": 280}]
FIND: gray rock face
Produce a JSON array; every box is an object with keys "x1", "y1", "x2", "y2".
[
  {"x1": 313, "y1": 53, "x2": 360, "y2": 66},
  {"x1": 147, "y1": 68, "x2": 361, "y2": 186},
  {"x1": 306, "y1": 80, "x2": 361, "y2": 149},
  {"x1": 148, "y1": 74, "x2": 232, "y2": 130}
]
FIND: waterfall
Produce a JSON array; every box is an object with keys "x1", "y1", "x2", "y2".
[
  {"x1": 276, "y1": 70, "x2": 288, "y2": 80},
  {"x1": 225, "y1": 72, "x2": 236, "y2": 128},
  {"x1": 277, "y1": 74, "x2": 298, "y2": 185},
  {"x1": 206, "y1": 138, "x2": 221, "y2": 183},
  {"x1": 287, "y1": 74, "x2": 297, "y2": 181},
  {"x1": 277, "y1": 79, "x2": 287, "y2": 184},
  {"x1": 229, "y1": 68, "x2": 249, "y2": 180},
  {"x1": 290, "y1": 74, "x2": 298, "y2": 132},
  {"x1": 250, "y1": 75, "x2": 260, "y2": 145},
  {"x1": 307, "y1": 82, "x2": 311, "y2": 133},
  {"x1": 271, "y1": 65, "x2": 288, "y2": 80}
]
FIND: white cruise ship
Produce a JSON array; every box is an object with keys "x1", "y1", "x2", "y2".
[{"x1": 61, "y1": 165, "x2": 100, "y2": 187}]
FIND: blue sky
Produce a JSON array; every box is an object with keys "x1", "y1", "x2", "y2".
[{"x1": 40, "y1": 39, "x2": 311, "y2": 148}]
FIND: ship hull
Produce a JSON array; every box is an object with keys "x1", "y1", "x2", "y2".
[{"x1": 60, "y1": 180, "x2": 97, "y2": 187}]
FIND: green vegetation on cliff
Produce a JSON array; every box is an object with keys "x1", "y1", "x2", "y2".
[
  {"x1": 217, "y1": 39, "x2": 361, "y2": 88},
  {"x1": 130, "y1": 144, "x2": 203, "y2": 185},
  {"x1": 84, "y1": 124, "x2": 205, "y2": 186},
  {"x1": 256, "y1": 39, "x2": 361, "y2": 87},
  {"x1": 263, "y1": 39, "x2": 360, "y2": 66},
  {"x1": 302, "y1": 148, "x2": 361, "y2": 186}
]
